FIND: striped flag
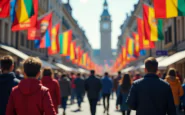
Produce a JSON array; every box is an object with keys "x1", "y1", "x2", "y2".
[
  {"x1": 143, "y1": 4, "x2": 164, "y2": 41},
  {"x1": 154, "y1": 0, "x2": 185, "y2": 18},
  {"x1": 0, "y1": 0, "x2": 10, "y2": 18},
  {"x1": 11, "y1": 0, "x2": 38, "y2": 31}
]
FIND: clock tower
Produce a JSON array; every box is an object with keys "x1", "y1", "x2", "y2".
[{"x1": 100, "y1": 0, "x2": 112, "y2": 64}]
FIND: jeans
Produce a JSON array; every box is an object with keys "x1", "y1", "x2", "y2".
[
  {"x1": 102, "y1": 93, "x2": 111, "y2": 111},
  {"x1": 61, "y1": 97, "x2": 68, "y2": 111},
  {"x1": 76, "y1": 93, "x2": 83, "y2": 107},
  {"x1": 88, "y1": 98, "x2": 98, "y2": 115},
  {"x1": 71, "y1": 88, "x2": 76, "y2": 103}
]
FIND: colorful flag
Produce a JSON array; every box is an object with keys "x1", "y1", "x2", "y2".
[
  {"x1": 143, "y1": 4, "x2": 164, "y2": 41},
  {"x1": 11, "y1": 0, "x2": 38, "y2": 31},
  {"x1": 0, "y1": 0, "x2": 10, "y2": 18},
  {"x1": 132, "y1": 32, "x2": 140, "y2": 57},
  {"x1": 83, "y1": 53, "x2": 88, "y2": 67},
  {"x1": 59, "y1": 30, "x2": 72, "y2": 56},
  {"x1": 126, "y1": 37, "x2": 134, "y2": 56},
  {"x1": 48, "y1": 23, "x2": 60, "y2": 55},
  {"x1": 154, "y1": 0, "x2": 185, "y2": 18},
  {"x1": 33, "y1": 13, "x2": 52, "y2": 48},
  {"x1": 122, "y1": 46, "x2": 127, "y2": 62},
  {"x1": 137, "y1": 17, "x2": 155, "y2": 49},
  {"x1": 69, "y1": 41, "x2": 76, "y2": 60}
]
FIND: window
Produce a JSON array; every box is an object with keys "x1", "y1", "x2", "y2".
[
  {"x1": 177, "y1": 20, "x2": 180, "y2": 42},
  {"x1": 183, "y1": 17, "x2": 185, "y2": 40},
  {"x1": 4, "y1": 23, "x2": 9, "y2": 45},
  {"x1": 0, "y1": 20, "x2": 2, "y2": 41},
  {"x1": 11, "y1": 32, "x2": 14, "y2": 46},
  {"x1": 168, "y1": 26, "x2": 172, "y2": 43},
  {"x1": 21, "y1": 33, "x2": 24, "y2": 46}
]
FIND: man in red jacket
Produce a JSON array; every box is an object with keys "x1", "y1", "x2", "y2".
[{"x1": 6, "y1": 57, "x2": 56, "y2": 115}]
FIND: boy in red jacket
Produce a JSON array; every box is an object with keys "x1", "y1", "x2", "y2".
[{"x1": 6, "y1": 57, "x2": 56, "y2": 115}]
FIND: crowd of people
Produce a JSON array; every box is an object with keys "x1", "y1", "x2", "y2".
[{"x1": 1, "y1": 55, "x2": 185, "y2": 115}]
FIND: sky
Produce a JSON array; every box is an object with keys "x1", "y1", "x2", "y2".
[{"x1": 63, "y1": 0, "x2": 139, "y2": 49}]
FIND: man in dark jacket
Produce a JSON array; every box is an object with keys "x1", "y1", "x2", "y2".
[
  {"x1": 0, "y1": 55, "x2": 20, "y2": 115},
  {"x1": 74, "y1": 73, "x2": 85, "y2": 110},
  {"x1": 126, "y1": 57, "x2": 176, "y2": 115},
  {"x1": 85, "y1": 70, "x2": 102, "y2": 115}
]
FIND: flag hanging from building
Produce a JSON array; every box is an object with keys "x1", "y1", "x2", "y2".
[
  {"x1": 70, "y1": 41, "x2": 76, "y2": 60},
  {"x1": 33, "y1": 12, "x2": 52, "y2": 48},
  {"x1": 126, "y1": 37, "x2": 134, "y2": 56},
  {"x1": 132, "y1": 32, "x2": 140, "y2": 57},
  {"x1": 137, "y1": 17, "x2": 155, "y2": 49},
  {"x1": 143, "y1": 4, "x2": 164, "y2": 41},
  {"x1": 11, "y1": 0, "x2": 38, "y2": 31},
  {"x1": 154, "y1": 0, "x2": 185, "y2": 18},
  {"x1": 59, "y1": 30, "x2": 72, "y2": 56},
  {"x1": 0, "y1": 0, "x2": 10, "y2": 18},
  {"x1": 48, "y1": 23, "x2": 60, "y2": 55},
  {"x1": 83, "y1": 53, "x2": 88, "y2": 67}
]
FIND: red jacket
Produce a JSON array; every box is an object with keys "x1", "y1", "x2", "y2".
[
  {"x1": 71, "y1": 75, "x2": 76, "y2": 89},
  {"x1": 6, "y1": 79, "x2": 56, "y2": 115},
  {"x1": 41, "y1": 76, "x2": 61, "y2": 113}
]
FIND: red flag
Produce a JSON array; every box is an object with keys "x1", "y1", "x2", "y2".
[{"x1": 0, "y1": 0, "x2": 10, "y2": 18}]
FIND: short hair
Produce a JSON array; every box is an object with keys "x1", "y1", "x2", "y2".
[
  {"x1": 62, "y1": 74, "x2": 66, "y2": 78},
  {"x1": 71, "y1": 72, "x2": 74, "y2": 75},
  {"x1": 90, "y1": 70, "x2": 95, "y2": 75},
  {"x1": 0, "y1": 55, "x2": 14, "y2": 71},
  {"x1": 104, "y1": 72, "x2": 108, "y2": 76},
  {"x1": 42, "y1": 67, "x2": 53, "y2": 77},
  {"x1": 167, "y1": 68, "x2": 176, "y2": 77},
  {"x1": 118, "y1": 71, "x2": 121, "y2": 75},
  {"x1": 23, "y1": 57, "x2": 42, "y2": 78},
  {"x1": 77, "y1": 73, "x2": 81, "y2": 77},
  {"x1": 144, "y1": 57, "x2": 158, "y2": 73}
]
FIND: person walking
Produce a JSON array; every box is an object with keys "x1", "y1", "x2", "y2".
[
  {"x1": 126, "y1": 57, "x2": 176, "y2": 115},
  {"x1": 165, "y1": 68, "x2": 184, "y2": 114},
  {"x1": 59, "y1": 73, "x2": 71, "y2": 115},
  {"x1": 85, "y1": 70, "x2": 102, "y2": 115},
  {"x1": 70, "y1": 72, "x2": 76, "y2": 104},
  {"x1": 114, "y1": 71, "x2": 122, "y2": 110},
  {"x1": 101, "y1": 72, "x2": 113, "y2": 115},
  {"x1": 74, "y1": 73, "x2": 85, "y2": 111},
  {"x1": 0, "y1": 55, "x2": 20, "y2": 115},
  {"x1": 119, "y1": 74, "x2": 132, "y2": 115},
  {"x1": 181, "y1": 80, "x2": 185, "y2": 115},
  {"x1": 6, "y1": 57, "x2": 56, "y2": 115},
  {"x1": 41, "y1": 67, "x2": 61, "y2": 114}
]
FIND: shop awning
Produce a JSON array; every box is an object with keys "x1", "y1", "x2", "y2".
[
  {"x1": 55, "y1": 63, "x2": 73, "y2": 72},
  {"x1": 0, "y1": 44, "x2": 28, "y2": 60},
  {"x1": 158, "y1": 50, "x2": 185, "y2": 69},
  {"x1": 78, "y1": 68, "x2": 89, "y2": 74},
  {"x1": 121, "y1": 66, "x2": 135, "y2": 73},
  {"x1": 140, "y1": 56, "x2": 168, "y2": 69},
  {"x1": 0, "y1": 44, "x2": 57, "y2": 69}
]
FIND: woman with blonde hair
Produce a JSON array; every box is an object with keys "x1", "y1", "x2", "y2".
[
  {"x1": 41, "y1": 67, "x2": 61, "y2": 114},
  {"x1": 165, "y1": 68, "x2": 184, "y2": 114},
  {"x1": 118, "y1": 74, "x2": 132, "y2": 115}
]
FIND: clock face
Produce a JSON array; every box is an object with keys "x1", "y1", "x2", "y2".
[{"x1": 103, "y1": 23, "x2": 109, "y2": 29}]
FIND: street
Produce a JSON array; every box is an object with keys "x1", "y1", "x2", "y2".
[{"x1": 58, "y1": 97, "x2": 136, "y2": 115}]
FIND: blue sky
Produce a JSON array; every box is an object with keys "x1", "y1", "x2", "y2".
[{"x1": 63, "y1": 0, "x2": 139, "y2": 49}]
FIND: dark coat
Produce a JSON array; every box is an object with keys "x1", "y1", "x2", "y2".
[
  {"x1": 59, "y1": 77, "x2": 71, "y2": 97},
  {"x1": 0, "y1": 72, "x2": 20, "y2": 115},
  {"x1": 85, "y1": 75, "x2": 102, "y2": 99},
  {"x1": 41, "y1": 76, "x2": 61, "y2": 113},
  {"x1": 126, "y1": 74, "x2": 176, "y2": 115},
  {"x1": 6, "y1": 79, "x2": 56, "y2": 115},
  {"x1": 74, "y1": 77, "x2": 85, "y2": 95}
]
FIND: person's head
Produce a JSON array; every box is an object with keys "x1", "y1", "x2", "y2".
[
  {"x1": 120, "y1": 74, "x2": 132, "y2": 93},
  {"x1": 77, "y1": 73, "x2": 81, "y2": 78},
  {"x1": 62, "y1": 74, "x2": 66, "y2": 78},
  {"x1": 118, "y1": 71, "x2": 121, "y2": 76},
  {"x1": 90, "y1": 70, "x2": 95, "y2": 76},
  {"x1": 144, "y1": 57, "x2": 158, "y2": 74},
  {"x1": 15, "y1": 68, "x2": 22, "y2": 75},
  {"x1": 42, "y1": 67, "x2": 53, "y2": 78},
  {"x1": 0, "y1": 55, "x2": 14, "y2": 73},
  {"x1": 135, "y1": 71, "x2": 140, "y2": 76},
  {"x1": 104, "y1": 72, "x2": 109, "y2": 77},
  {"x1": 23, "y1": 57, "x2": 42, "y2": 79},
  {"x1": 71, "y1": 72, "x2": 74, "y2": 76},
  {"x1": 167, "y1": 68, "x2": 176, "y2": 78}
]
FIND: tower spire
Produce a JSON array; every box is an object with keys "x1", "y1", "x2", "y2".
[
  {"x1": 101, "y1": 0, "x2": 110, "y2": 17},
  {"x1": 104, "y1": 0, "x2": 108, "y2": 9}
]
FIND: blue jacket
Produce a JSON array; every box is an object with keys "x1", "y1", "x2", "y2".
[
  {"x1": 126, "y1": 73, "x2": 176, "y2": 115},
  {"x1": 0, "y1": 72, "x2": 20, "y2": 115},
  {"x1": 101, "y1": 76, "x2": 113, "y2": 94},
  {"x1": 74, "y1": 77, "x2": 85, "y2": 95},
  {"x1": 181, "y1": 84, "x2": 185, "y2": 105}
]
